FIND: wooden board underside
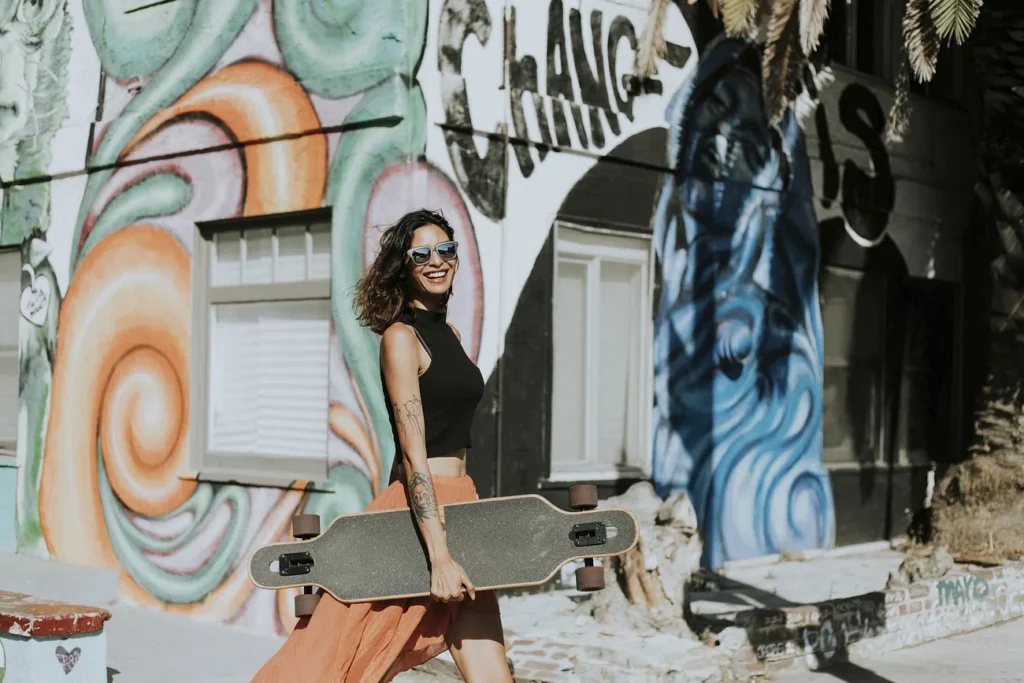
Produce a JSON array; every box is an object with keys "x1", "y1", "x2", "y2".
[{"x1": 248, "y1": 495, "x2": 638, "y2": 603}]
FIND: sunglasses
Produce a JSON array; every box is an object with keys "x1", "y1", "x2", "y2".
[{"x1": 406, "y1": 240, "x2": 458, "y2": 266}]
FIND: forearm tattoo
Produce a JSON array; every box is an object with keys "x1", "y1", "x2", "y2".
[
  {"x1": 408, "y1": 471, "x2": 439, "y2": 522},
  {"x1": 393, "y1": 403, "x2": 405, "y2": 438},
  {"x1": 403, "y1": 397, "x2": 423, "y2": 436},
  {"x1": 393, "y1": 396, "x2": 423, "y2": 438}
]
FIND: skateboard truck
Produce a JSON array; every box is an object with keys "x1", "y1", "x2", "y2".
[
  {"x1": 570, "y1": 522, "x2": 607, "y2": 548},
  {"x1": 279, "y1": 551, "x2": 314, "y2": 577}
]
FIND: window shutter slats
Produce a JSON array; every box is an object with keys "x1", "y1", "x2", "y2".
[{"x1": 208, "y1": 295, "x2": 330, "y2": 463}]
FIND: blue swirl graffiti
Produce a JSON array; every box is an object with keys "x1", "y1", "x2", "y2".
[{"x1": 652, "y1": 37, "x2": 835, "y2": 568}]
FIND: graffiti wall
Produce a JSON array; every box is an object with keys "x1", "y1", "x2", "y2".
[
  {"x1": 2, "y1": 0, "x2": 697, "y2": 635},
  {"x1": 651, "y1": 36, "x2": 834, "y2": 568},
  {"x1": 2, "y1": 0, "x2": 974, "y2": 633}
]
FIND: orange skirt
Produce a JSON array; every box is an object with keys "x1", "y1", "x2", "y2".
[{"x1": 251, "y1": 474, "x2": 500, "y2": 683}]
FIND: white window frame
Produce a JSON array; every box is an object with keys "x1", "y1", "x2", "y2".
[
  {"x1": 548, "y1": 222, "x2": 655, "y2": 482},
  {"x1": 0, "y1": 247, "x2": 19, "y2": 463},
  {"x1": 187, "y1": 208, "x2": 332, "y2": 487}
]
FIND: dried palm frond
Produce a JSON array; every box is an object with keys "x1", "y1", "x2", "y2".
[
  {"x1": 799, "y1": 0, "x2": 830, "y2": 56},
  {"x1": 903, "y1": 0, "x2": 941, "y2": 82},
  {"x1": 793, "y1": 60, "x2": 836, "y2": 125},
  {"x1": 719, "y1": 0, "x2": 761, "y2": 38},
  {"x1": 931, "y1": 0, "x2": 983, "y2": 45},
  {"x1": 636, "y1": 0, "x2": 671, "y2": 80},
  {"x1": 763, "y1": 0, "x2": 800, "y2": 124},
  {"x1": 885, "y1": 55, "x2": 913, "y2": 144}
]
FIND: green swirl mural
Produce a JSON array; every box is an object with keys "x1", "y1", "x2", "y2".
[{"x1": 10, "y1": 0, "x2": 477, "y2": 636}]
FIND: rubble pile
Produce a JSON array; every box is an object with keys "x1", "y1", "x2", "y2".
[
  {"x1": 886, "y1": 545, "x2": 955, "y2": 588},
  {"x1": 579, "y1": 483, "x2": 703, "y2": 634}
]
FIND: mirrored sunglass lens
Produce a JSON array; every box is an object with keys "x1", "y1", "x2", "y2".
[
  {"x1": 411, "y1": 248, "x2": 431, "y2": 263},
  {"x1": 437, "y1": 243, "x2": 458, "y2": 259}
]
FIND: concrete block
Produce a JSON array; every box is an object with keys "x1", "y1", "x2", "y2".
[
  {"x1": 0, "y1": 590, "x2": 111, "y2": 683},
  {"x1": 0, "y1": 632, "x2": 108, "y2": 683}
]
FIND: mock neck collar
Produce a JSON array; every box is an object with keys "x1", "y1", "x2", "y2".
[{"x1": 407, "y1": 305, "x2": 447, "y2": 326}]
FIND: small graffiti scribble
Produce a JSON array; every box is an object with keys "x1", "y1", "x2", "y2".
[{"x1": 55, "y1": 645, "x2": 81, "y2": 675}]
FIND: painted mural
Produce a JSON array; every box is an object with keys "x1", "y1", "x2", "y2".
[
  {"x1": 651, "y1": 36, "x2": 834, "y2": 568},
  {"x1": 5, "y1": 0, "x2": 703, "y2": 636},
  {"x1": 3, "y1": 0, "x2": 921, "y2": 633},
  {"x1": 9, "y1": 0, "x2": 484, "y2": 634}
]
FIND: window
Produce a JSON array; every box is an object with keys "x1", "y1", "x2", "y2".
[
  {"x1": 191, "y1": 209, "x2": 332, "y2": 483},
  {"x1": 895, "y1": 282, "x2": 954, "y2": 465},
  {"x1": 820, "y1": 266, "x2": 885, "y2": 466},
  {"x1": 0, "y1": 249, "x2": 18, "y2": 458},
  {"x1": 909, "y1": 44, "x2": 966, "y2": 107},
  {"x1": 821, "y1": 268, "x2": 956, "y2": 469},
  {"x1": 550, "y1": 224, "x2": 653, "y2": 480},
  {"x1": 825, "y1": 0, "x2": 899, "y2": 82},
  {"x1": 825, "y1": 0, "x2": 965, "y2": 105}
]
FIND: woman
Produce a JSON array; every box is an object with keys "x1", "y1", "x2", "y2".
[{"x1": 252, "y1": 209, "x2": 513, "y2": 683}]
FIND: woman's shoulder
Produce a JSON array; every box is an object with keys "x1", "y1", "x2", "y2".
[{"x1": 382, "y1": 320, "x2": 417, "y2": 348}]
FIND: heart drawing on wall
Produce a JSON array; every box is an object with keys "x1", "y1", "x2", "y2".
[
  {"x1": 55, "y1": 645, "x2": 80, "y2": 675},
  {"x1": 20, "y1": 264, "x2": 51, "y2": 327}
]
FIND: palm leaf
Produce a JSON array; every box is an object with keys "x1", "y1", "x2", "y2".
[
  {"x1": 763, "y1": 0, "x2": 800, "y2": 124},
  {"x1": 799, "y1": 0, "x2": 830, "y2": 55},
  {"x1": 636, "y1": 0, "x2": 670, "y2": 80},
  {"x1": 719, "y1": 0, "x2": 761, "y2": 37},
  {"x1": 885, "y1": 55, "x2": 913, "y2": 144},
  {"x1": 931, "y1": 0, "x2": 983, "y2": 45},
  {"x1": 904, "y1": 0, "x2": 941, "y2": 82}
]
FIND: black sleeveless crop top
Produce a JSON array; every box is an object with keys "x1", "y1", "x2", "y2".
[{"x1": 383, "y1": 307, "x2": 485, "y2": 458}]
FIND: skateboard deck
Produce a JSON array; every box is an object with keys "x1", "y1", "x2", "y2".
[{"x1": 248, "y1": 494, "x2": 639, "y2": 603}]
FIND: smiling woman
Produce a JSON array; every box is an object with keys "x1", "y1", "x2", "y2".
[{"x1": 252, "y1": 209, "x2": 511, "y2": 683}]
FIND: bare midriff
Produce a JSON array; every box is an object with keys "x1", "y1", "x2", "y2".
[{"x1": 425, "y1": 449, "x2": 467, "y2": 478}]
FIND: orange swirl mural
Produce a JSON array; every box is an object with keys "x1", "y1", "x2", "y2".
[
  {"x1": 41, "y1": 225, "x2": 195, "y2": 561},
  {"x1": 17, "y1": 0, "x2": 482, "y2": 636},
  {"x1": 123, "y1": 60, "x2": 327, "y2": 218},
  {"x1": 41, "y1": 58, "x2": 330, "y2": 620}
]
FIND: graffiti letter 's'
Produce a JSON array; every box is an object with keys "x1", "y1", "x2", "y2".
[{"x1": 838, "y1": 84, "x2": 894, "y2": 247}]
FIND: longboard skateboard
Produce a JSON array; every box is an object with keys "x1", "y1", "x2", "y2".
[{"x1": 248, "y1": 485, "x2": 639, "y2": 616}]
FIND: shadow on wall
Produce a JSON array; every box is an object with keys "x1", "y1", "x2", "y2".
[{"x1": 651, "y1": 36, "x2": 835, "y2": 569}]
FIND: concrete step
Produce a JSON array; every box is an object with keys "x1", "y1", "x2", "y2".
[
  {"x1": 104, "y1": 603, "x2": 282, "y2": 682},
  {"x1": 0, "y1": 553, "x2": 119, "y2": 607}
]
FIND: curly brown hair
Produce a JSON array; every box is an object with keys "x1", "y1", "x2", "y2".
[{"x1": 353, "y1": 209, "x2": 457, "y2": 335}]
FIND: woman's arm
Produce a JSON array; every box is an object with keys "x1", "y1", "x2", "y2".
[{"x1": 380, "y1": 324, "x2": 474, "y2": 601}]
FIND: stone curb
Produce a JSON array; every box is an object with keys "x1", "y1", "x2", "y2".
[
  {"x1": 409, "y1": 561, "x2": 1024, "y2": 682},
  {"x1": 714, "y1": 561, "x2": 1024, "y2": 679}
]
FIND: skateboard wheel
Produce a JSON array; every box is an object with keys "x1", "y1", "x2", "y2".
[
  {"x1": 568, "y1": 484, "x2": 598, "y2": 511},
  {"x1": 295, "y1": 592, "x2": 321, "y2": 618},
  {"x1": 575, "y1": 564, "x2": 605, "y2": 591},
  {"x1": 292, "y1": 514, "x2": 321, "y2": 539}
]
